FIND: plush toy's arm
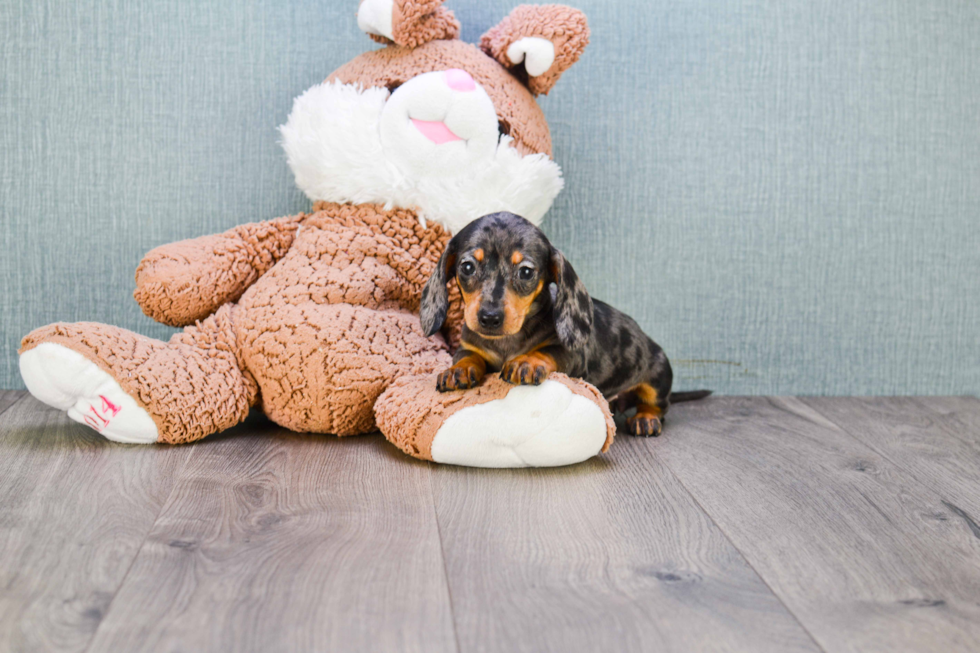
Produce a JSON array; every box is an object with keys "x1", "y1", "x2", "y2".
[
  {"x1": 133, "y1": 214, "x2": 305, "y2": 327},
  {"x1": 480, "y1": 5, "x2": 590, "y2": 96}
]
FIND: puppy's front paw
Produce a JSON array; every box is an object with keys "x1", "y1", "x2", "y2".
[
  {"x1": 627, "y1": 414, "x2": 663, "y2": 437},
  {"x1": 437, "y1": 363, "x2": 484, "y2": 392},
  {"x1": 500, "y1": 352, "x2": 556, "y2": 386}
]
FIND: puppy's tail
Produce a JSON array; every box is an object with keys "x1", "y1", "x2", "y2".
[{"x1": 670, "y1": 390, "x2": 713, "y2": 403}]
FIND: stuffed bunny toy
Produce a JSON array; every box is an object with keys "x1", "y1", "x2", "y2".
[{"x1": 19, "y1": 1, "x2": 615, "y2": 467}]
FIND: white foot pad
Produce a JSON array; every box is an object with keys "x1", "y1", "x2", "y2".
[
  {"x1": 430, "y1": 379, "x2": 608, "y2": 468},
  {"x1": 20, "y1": 343, "x2": 158, "y2": 444}
]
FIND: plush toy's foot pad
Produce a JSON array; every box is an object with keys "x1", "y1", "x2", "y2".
[
  {"x1": 20, "y1": 343, "x2": 158, "y2": 444},
  {"x1": 376, "y1": 373, "x2": 615, "y2": 468}
]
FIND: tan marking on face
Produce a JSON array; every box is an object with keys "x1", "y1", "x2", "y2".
[
  {"x1": 460, "y1": 286, "x2": 482, "y2": 332},
  {"x1": 511, "y1": 251, "x2": 524, "y2": 265},
  {"x1": 473, "y1": 248, "x2": 484, "y2": 262},
  {"x1": 501, "y1": 279, "x2": 544, "y2": 334}
]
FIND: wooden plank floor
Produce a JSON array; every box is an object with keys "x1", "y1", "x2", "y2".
[{"x1": 1, "y1": 392, "x2": 978, "y2": 653}]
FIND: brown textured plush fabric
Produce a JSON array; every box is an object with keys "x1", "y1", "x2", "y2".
[
  {"x1": 330, "y1": 39, "x2": 553, "y2": 157},
  {"x1": 301, "y1": 201, "x2": 464, "y2": 348},
  {"x1": 21, "y1": 306, "x2": 257, "y2": 444},
  {"x1": 364, "y1": 0, "x2": 460, "y2": 48},
  {"x1": 22, "y1": 203, "x2": 464, "y2": 442},
  {"x1": 392, "y1": 0, "x2": 460, "y2": 48},
  {"x1": 375, "y1": 372, "x2": 616, "y2": 461},
  {"x1": 480, "y1": 4, "x2": 590, "y2": 96},
  {"x1": 21, "y1": 6, "x2": 604, "y2": 462},
  {"x1": 134, "y1": 215, "x2": 305, "y2": 327},
  {"x1": 234, "y1": 203, "x2": 459, "y2": 435}
]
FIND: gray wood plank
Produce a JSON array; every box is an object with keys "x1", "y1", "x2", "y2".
[
  {"x1": 660, "y1": 396, "x2": 980, "y2": 653},
  {"x1": 0, "y1": 390, "x2": 27, "y2": 417},
  {"x1": 0, "y1": 396, "x2": 191, "y2": 653},
  {"x1": 431, "y1": 436, "x2": 821, "y2": 653},
  {"x1": 86, "y1": 424, "x2": 457, "y2": 653},
  {"x1": 800, "y1": 396, "x2": 980, "y2": 519}
]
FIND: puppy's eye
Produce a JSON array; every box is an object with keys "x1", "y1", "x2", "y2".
[
  {"x1": 459, "y1": 261, "x2": 476, "y2": 276},
  {"x1": 518, "y1": 266, "x2": 534, "y2": 281}
]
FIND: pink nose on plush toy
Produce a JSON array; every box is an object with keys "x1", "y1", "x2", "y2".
[{"x1": 445, "y1": 68, "x2": 476, "y2": 92}]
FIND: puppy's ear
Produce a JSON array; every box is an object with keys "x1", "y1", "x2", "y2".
[
  {"x1": 419, "y1": 234, "x2": 459, "y2": 337},
  {"x1": 549, "y1": 248, "x2": 593, "y2": 350}
]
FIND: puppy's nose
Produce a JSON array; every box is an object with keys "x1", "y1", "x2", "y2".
[
  {"x1": 477, "y1": 307, "x2": 504, "y2": 330},
  {"x1": 445, "y1": 68, "x2": 476, "y2": 92}
]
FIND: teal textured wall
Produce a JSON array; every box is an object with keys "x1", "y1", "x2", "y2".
[{"x1": 2, "y1": 0, "x2": 979, "y2": 394}]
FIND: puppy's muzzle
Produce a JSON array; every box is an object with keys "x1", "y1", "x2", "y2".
[{"x1": 477, "y1": 306, "x2": 504, "y2": 331}]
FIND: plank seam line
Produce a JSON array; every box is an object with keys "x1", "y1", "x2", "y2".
[
  {"x1": 0, "y1": 391, "x2": 29, "y2": 420},
  {"x1": 658, "y1": 447, "x2": 829, "y2": 653},
  {"x1": 801, "y1": 397, "x2": 980, "y2": 536},
  {"x1": 81, "y1": 444, "x2": 199, "y2": 653},
  {"x1": 911, "y1": 396, "x2": 980, "y2": 451},
  {"x1": 798, "y1": 397, "x2": 930, "y2": 478},
  {"x1": 429, "y1": 470, "x2": 463, "y2": 653}
]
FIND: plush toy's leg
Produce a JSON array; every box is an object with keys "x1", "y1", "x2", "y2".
[
  {"x1": 238, "y1": 301, "x2": 452, "y2": 437},
  {"x1": 376, "y1": 373, "x2": 616, "y2": 468},
  {"x1": 20, "y1": 342, "x2": 160, "y2": 443},
  {"x1": 19, "y1": 305, "x2": 256, "y2": 444}
]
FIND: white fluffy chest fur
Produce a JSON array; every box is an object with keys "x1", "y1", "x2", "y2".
[{"x1": 279, "y1": 81, "x2": 563, "y2": 235}]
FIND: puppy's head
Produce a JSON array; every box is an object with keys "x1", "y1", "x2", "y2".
[{"x1": 420, "y1": 212, "x2": 593, "y2": 349}]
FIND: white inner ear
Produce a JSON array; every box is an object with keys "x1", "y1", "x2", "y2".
[
  {"x1": 357, "y1": 0, "x2": 394, "y2": 40},
  {"x1": 506, "y1": 37, "x2": 556, "y2": 77}
]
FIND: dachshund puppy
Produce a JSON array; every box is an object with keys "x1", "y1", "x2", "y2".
[{"x1": 420, "y1": 212, "x2": 709, "y2": 437}]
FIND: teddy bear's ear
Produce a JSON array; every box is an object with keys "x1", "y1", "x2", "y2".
[
  {"x1": 480, "y1": 5, "x2": 589, "y2": 96},
  {"x1": 357, "y1": 0, "x2": 460, "y2": 49}
]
